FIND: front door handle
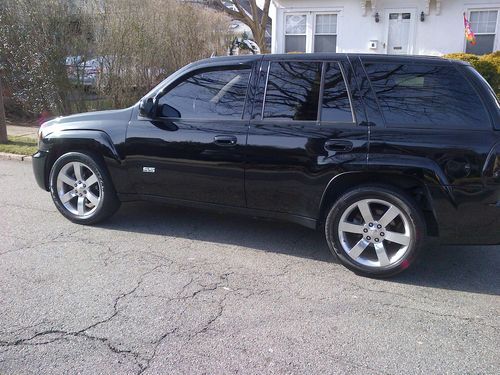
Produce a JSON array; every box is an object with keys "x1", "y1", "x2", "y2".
[
  {"x1": 214, "y1": 135, "x2": 237, "y2": 147},
  {"x1": 324, "y1": 140, "x2": 353, "y2": 152}
]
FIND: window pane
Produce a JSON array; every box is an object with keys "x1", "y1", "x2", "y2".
[
  {"x1": 264, "y1": 61, "x2": 322, "y2": 121},
  {"x1": 158, "y1": 67, "x2": 250, "y2": 119},
  {"x1": 315, "y1": 14, "x2": 337, "y2": 34},
  {"x1": 314, "y1": 35, "x2": 337, "y2": 52},
  {"x1": 470, "y1": 10, "x2": 497, "y2": 34},
  {"x1": 466, "y1": 34, "x2": 495, "y2": 55},
  {"x1": 364, "y1": 63, "x2": 490, "y2": 129},
  {"x1": 488, "y1": 10, "x2": 497, "y2": 22},
  {"x1": 285, "y1": 35, "x2": 306, "y2": 53},
  {"x1": 285, "y1": 14, "x2": 306, "y2": 34},
  {"x1": 321, "y1": 63, "x2": 353, "y2": 122}
]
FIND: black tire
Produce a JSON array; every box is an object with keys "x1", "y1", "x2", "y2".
[
  {"x1": 49, "y1": 151, "x2": 120, "y2": 225},
  {"x1": 325, "y1": 185, "x2": 426, "y2": 278}
]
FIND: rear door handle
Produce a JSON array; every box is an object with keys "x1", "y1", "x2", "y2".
[
  {"x1": 214, "y1": 135, "x2": 237, "y2": 147},
  {"x1": 324, "y1": 140, "x2": 353, "y2": 152}
]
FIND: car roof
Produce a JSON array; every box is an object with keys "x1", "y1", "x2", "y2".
[{"x1": 193, "y1": 53, "x2": 468, "y2": 67}]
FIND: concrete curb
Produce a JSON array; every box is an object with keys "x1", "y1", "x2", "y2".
[{"x1": 0, "y1": 152, "x2": 32, "y2": 162}]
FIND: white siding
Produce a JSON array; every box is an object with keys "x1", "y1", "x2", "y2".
[{"x1": 270, "y1": 0, "x2": 500, "y2": 55}]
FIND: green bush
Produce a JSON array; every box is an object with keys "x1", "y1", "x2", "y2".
[{"x1": 444, "y1": 52, "x2": 500, "y2": 94}]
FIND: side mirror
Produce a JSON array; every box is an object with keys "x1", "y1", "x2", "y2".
[
  {"x1": 139, "y1": 97, "x2": 155, "y2": 118},
  {"x1": 159, "y1": 103, "x2": 181, "y2": 118}
]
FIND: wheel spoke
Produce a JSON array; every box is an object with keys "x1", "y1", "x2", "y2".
[
  {"x1": 59, "y1": 173, "x2": 76, "y2": 187},
  {"x1": 339, "y1": 221, "x2": 365, "y2": 234},
  {"x1": 374, "y1": 242, "x2": 390, "y2": 266},
  {"x1": 379, "y1": 205, "x2": 400, "y2": 227},
  {"x1": 86, "y1": 191, "x2": 99, "y2": 206},
  {"x1": 77, "y1": 196, "x2": 85, "y2": 215},
  {"x1": 384, "y1": 231, "x2": 410, "y2": 246},
  {"x1": 348, "y1": 239, "x2": 370, "y2": 259},
  {"x1": 73, "y1": 162, "x2": 83, "y2": 181},
  {"x1": 85, "y1": 174, "x2": 98, "y2": 187},
  {"x1": 60, "y1": 191, "x2": 75, "y2": 203},
  {"x1": 357, "y1": 201, "x2": 374, "y2": 224}
]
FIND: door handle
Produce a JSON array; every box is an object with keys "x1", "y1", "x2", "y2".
[
  {"x1": 324, "y1": 140, "x2": 353, "y2": 152},
  {"x1": 214, "y1": 135, "x2": 237, "y2": 147}
]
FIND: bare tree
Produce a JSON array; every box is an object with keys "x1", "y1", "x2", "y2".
[
  {"x1": 212, "y1": 0, "x2": 271, "y2": 53},
  {"x1": 0, "y1": 76, "x2": 7, "y2": 143}
]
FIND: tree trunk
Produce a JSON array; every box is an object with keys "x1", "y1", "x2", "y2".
[{"x1": 0, "y1": 76, "x2": 7, "y2": 144}]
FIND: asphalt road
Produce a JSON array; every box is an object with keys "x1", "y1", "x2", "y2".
[{"x1": 0, "y1": 159, "x2": 499, "y2": 375}]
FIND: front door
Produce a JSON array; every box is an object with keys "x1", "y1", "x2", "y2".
[
  {"x1": 387, "y1": 12, "x2": 413, "y2": 55},
  {"x1": 125, "y1": 63, "x2": 253, "y2": 207}
]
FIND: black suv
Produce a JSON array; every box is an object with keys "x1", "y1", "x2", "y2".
[{"x1": 33, "y1": 54, "x2": 500, "y2": 277}]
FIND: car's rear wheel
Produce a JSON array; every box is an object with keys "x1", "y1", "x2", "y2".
[
  {"x1": 325, "y1": 186, "x2": 425, "y2": 277},
  {"x1": 49, "y1": 152, "x2": 120, "y2": 224}
]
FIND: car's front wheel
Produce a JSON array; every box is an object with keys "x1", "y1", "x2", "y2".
[
  {"x1": 49, "y1": 152, "x2": 120, "y2": 224},
  {"x1": 325, "y1": 186, "x2": 426, "y2": 277}
]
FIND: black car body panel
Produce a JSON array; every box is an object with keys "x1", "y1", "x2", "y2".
[{"x1": 33, "y1": 53, "x2": 500, "y2": 245}]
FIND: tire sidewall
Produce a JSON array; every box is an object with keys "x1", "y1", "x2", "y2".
[
  {"x1": 49, "y1": 152, "x2": 112, "y2": 224},
  {"x1": 325, "y1": 187, "x2": 425, "y2": 277}
]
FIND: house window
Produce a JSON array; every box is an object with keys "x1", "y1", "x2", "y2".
[
  {"x1": 314, "y1": 14, "x2": 337, "y2": 52},
  {"x1": 285, "y1": 14, "x2": 307, "y2": 53},
  {"x1": 466, "y1": 10, "x2": 498, "y2": 55}
]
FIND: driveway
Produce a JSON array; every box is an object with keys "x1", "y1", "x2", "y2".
[{"x1": 0, "y1": 159, "x2": 499, "y2": 374}]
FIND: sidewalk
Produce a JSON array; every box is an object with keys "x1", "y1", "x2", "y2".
[{"x1": 8, "y1": 124, "x2": 39, "y2": 139}]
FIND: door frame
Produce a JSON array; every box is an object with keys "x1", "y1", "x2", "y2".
[{"x1": 383, "y1": 7, "x2": 417, "y2": 55}]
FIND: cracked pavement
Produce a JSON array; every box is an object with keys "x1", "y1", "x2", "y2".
[{"x1": 0, "y1": 159, "x2": 499, "y2": 374}]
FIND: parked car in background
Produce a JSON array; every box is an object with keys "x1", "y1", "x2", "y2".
[
  {"x1": 33, "y1": 53, "x2": 500, "y2": 277},
  {"x1": 65, "y1": 56, "x2": 110, "y2": 88}
]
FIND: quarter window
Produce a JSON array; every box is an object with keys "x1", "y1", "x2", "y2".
[
  {"x1": 364, "y1": 63, "x2": 490, "y2": 129},
  {"x1": 157, "y1": 66, "x2": 250, "y2": 119},
  {"x1": 466, "y1": 10, "x2": 498, "y2": 55},
  {"x1": 263, "y1": 61, "x2": 321, "y2": 121},
  {"x1": 285, "y1": 15, "x2": 307, "y2": 53},
  {"x1": 314, "y1": 14, "x2": 338, "y2": 53},
  {"x1": 321, "y1": 63, "x2": 353, "y2": 122}
]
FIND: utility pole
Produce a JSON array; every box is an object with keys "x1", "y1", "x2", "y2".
[{"x1": 0, "y1": 75, "x2": 7, "y2": 144}]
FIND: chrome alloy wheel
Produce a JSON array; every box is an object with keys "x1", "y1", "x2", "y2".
[
  {"x1": 56, "y1": 161, "x2": 102, "y2": 217},
  {"x1": 337, "y1": 198, "x2": 412, "y2": 268}
]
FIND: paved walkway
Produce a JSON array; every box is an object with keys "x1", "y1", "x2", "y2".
[{"x1": 7, "y1": 125, "x2": 39, "y2": 139}]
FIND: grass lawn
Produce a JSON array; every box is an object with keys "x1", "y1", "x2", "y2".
[{"x1": 0, "y1": 136, "x2": 38, "y2": 155}]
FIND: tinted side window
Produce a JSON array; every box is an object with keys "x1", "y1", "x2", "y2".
[
  {"x1": 321, "y1": 63, "x2": 354, "y2": 122},
  {"x1": 263, "y1": 61, "x2": 321, "y2": 121},
  {"x1": 158, "y1": 66, "x2": 250, "y2": 119},
  {"x1": 364, "y1": 63, "x2": 490, "y2": 129}
]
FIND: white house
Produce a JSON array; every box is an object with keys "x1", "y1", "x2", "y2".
[{"x1": 268, "y1": 0, "x2": 500, "y2": 55}]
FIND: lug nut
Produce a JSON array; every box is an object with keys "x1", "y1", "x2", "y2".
[
  {"x1": 83, "y1": 184, "x2": 86, "y2": 188},
  {"x1": 377, "y1": 224, "x2": 382, "y2": 229},
  {"x1": 74, "y1": 183, "x2": 77, "y2": 187},
  {"x1": 375, "y1": 238, "x2": 379, "y2": 242},
  {"x1": 83, "y1": 190, "x2": 87, "y2": 194},
  {"x1": 366, "y1": 236, "x2": 371, "y2": 240},
  {"x1": 79, "y1": 193, "x2": 82, "y2": 197},
  {"x1": 369, "y1": 223, "x2": 373, "y2": 227},
  {"x1": 380, "y1": 232, "x2": 385, "y2": 236},
  {"x1": 363, "y1": 228, "x2": 368, "y2": 233}
]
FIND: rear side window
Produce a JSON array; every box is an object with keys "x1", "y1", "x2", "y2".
[
  {"x1": 322, "y1": 63, "x2": 354, "y2": 122},
  {"x1": 364, "y1": 63, "x2": 490, "y2": 129},
  {"x1": 263, "y1": 61, "x2": 321, "y2": 121}
]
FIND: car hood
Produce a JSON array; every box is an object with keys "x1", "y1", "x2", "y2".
[{"x1": 40, "y1": 107, "x2": 134, "y2": 138}]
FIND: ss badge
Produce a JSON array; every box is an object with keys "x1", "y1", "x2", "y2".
[{"x1": 142, "y1": 167, "x2": 156, "y2": 173}]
